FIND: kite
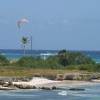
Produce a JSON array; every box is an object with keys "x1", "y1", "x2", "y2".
[{"x1": 17, "y1": 18, "x2": 29, "y2": 29}]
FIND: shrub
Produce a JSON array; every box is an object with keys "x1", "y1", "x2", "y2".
[
  {"x1": 16, "y1": 56, "x2": 36, "y2": 68},
  {"x1": 0, "y1": 55, "x2": 9, "y2": 66},
  {"x1": 16, "y1": 56, "x2": 62, "y2": 69},
  {"x1": 57, "y1": 50, "x2": 95, "y2": 66},
  {"x1": 15, "y1": 50, "x2": 96, "y2": 70}
]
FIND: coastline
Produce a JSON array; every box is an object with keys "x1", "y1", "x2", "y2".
[
  {"x1": 0, "y1": 77, "x2": 99, "y2": 90},
  {"x1": 38, "y1": 80, "x2": 100, "y2": 89}
]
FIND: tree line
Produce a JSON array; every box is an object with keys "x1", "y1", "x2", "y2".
[{"x1": 0, "y1": 49, "x2": 99, "y2": 72}]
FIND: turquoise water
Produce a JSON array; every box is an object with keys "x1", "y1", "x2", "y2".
[{"x1": 0, "y1": 84, "x2": 100, "y2": 100}]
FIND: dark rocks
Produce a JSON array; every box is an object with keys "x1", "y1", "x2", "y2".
[
  {"x1": 0, "y1": 80, "x2": 5, "y2": 85},
  {"x1": 40, "y1": 87, "x2": 51, "y2": 90},
  {"x1": 0, "y1": 86, "x2": 16, "y2": 90},
  {"x1": 2, "y1": 81, "x2": 13, "y2": 87},
  {"x1": 40, "y1": 86, "x2": 57, "y2": 90},
  {"x1": 69, "y1": 88, "x2": 85, "y2": 91},
  {"x1": 52, "y1": 86, "x2": 57, "y2": 90},
  {"x1": 13, "y1": 84, "x2": 37, "y2": 89}
]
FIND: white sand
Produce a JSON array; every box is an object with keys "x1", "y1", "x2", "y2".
[
  {"x1": 91, "y1": 79, "x2": 100, "y2": 82},
  {"x1": 12, "y1": 77, "x2": 100, "y2": 88},
  {"x1": 12, "y1": 77, "x2": 60, "y2": 86}
]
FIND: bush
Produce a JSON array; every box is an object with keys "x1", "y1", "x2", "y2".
[
  {"x1": 0, "y1": 55, "x2": 9, "y2": 66},
  {"x1": 94, "y1": 64, "x2": 100, "y2": 72},
  {"x1": 57, "y1": 50, "x2": 95, "y2": 66},
  {"x1": 16, "y1": 56, "x2": 62, "y2": 69},
  {"x1": 15, "y1": 50, "x2": 96, "y2": 70},
  {"x1": 16, "y1": 56, "x2": 38, "y2": 68}
]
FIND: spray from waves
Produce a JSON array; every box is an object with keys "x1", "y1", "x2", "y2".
[
  {"x1": 58, "y1": 91, "x2": 67, "y2": 96},
  {"x1": 57, "y1": 89, "x2": 100, "y2": 98}
]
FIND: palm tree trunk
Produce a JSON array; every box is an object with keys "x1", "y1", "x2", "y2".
[
  {"x1": 30, "y1": 36, "x2": 33, "y2": 56},
  {"x1": 23, "y1": 45, "x2": 26, "y2": 56}
]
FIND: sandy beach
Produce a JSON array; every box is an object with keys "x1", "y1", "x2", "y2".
[
  {"x1": 12, "y1": 77, "x2": 100, "y2": 89},
  {"x1": 12, "y1": 77, "x2": 60, "y2": 87}
]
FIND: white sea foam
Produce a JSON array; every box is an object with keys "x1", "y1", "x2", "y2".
[
  {"x1": 12, "y1": 77, "x2": 59, "y2": 86},
  {"x1": 58, "y1": 91, "x2": 67, "y2": 96}
]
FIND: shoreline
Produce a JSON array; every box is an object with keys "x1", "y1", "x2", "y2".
[
  {"x1": 0, "y1": 77, "x2": 99, "y2": 90},
  {"x1": 39, "y1": 80, "x2": 100, "y2": 88}
]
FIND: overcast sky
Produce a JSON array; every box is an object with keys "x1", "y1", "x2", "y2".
[{"x1": 0, "y1": 0, "x2": 100, "y2": 50}]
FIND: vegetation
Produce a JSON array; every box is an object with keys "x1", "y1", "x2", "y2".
[
  {"x1": 13, "y1": 50, "x2": 96, "y2": 70},
  {"x1": 15, "y1": 56, "x2": 60, "y2": 69},
  {"x1": 58, "y1": 50, "x2": 95, "y2": 66},
  {"x1": 0, "y1": 55, "x2": 9, "y2": 66},
  {"x1": 21, "y1": 36, "x2": 29, "y2": 56},
  {"x1": 0, "y1": 49, "x2": 99, "y2": 77}
]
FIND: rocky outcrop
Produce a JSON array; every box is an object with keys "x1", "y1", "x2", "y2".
[
  {"x1": 13, "y1": 84, "x2": 37, "y2": 89},
  {"x1": 56, "y1": 73, "x2": 100, "y2": 81}
]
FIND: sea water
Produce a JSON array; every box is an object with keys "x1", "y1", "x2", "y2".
[{"x1": 0, "y1": 84, "x2": 100, "y2": 100}]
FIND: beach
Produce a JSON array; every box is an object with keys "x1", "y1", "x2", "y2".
[
  {"x1": 0, "y1": 77, "x2": 97, "y2": 90},
  {"x1": 0, "y1": 76, "x2": 99, "y2": 100}
]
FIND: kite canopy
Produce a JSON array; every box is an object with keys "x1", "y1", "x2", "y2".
[{"x1": 17, "y1": 18, "x2": 29, "y2": 29}]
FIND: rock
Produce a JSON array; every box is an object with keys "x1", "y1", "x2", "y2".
[
  {"x1": 56, "y1": 74, "x2": 64, "y2": 80},
  {"x1": 0, "y1": 81, "x2": 5, "y2": 85},
  {"x1": 32, "y1": 86, "x2": 37, "y2": 89},
  {"x1": 40, "y1": 87, "x2": 51, "y2": 90},
  {"x1": 0, "y1": 86, "x2": 16, "y2": 90},
  {"x1": 2, "y1": 81, "x2": 13, "y2": 87},
  {"x1": 14, "y1": 84, "x2": 37, "y2": 89},
  {"x1": 64, "y1": 74, "x2": 75, "y2": 80},
  {"x1": 52, "y1": 86, "x2": 57, "y2": 90},
  {"x1": 40, "y1": 86, "x2": 57, "y2": 90}
]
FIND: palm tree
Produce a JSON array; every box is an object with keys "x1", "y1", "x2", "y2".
[
  {"x1": 21, "y1": 36, "x2": 28, "y2": 56},
  {"x1": 58, "y1": 49, "x2": 68, "y2": 66}
]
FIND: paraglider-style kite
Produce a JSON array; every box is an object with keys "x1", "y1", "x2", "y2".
[{"x1": 17, "y1": 18, "x2": 29, "y2": 29}]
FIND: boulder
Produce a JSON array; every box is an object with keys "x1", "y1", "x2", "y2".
[{"x1": 40, "y1": 87, "x2": 51, "y2": 90}]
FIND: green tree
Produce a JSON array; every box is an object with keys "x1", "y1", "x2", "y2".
[
  {"x1": 21, "y1": 36, "x2": 28, "y2": 56},
  {"x1": 58, "y1": 49, "x2": 69, "y2": 66},
  {"x1": 57, "y1": 50, "x2": 95, "y2": 66}
]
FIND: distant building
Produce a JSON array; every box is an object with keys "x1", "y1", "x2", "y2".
[{"x1": 40, "y1": 53, "x2": 57, "y2": 60}]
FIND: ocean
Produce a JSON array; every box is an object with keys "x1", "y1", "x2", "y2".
[
  {"x1": 0, "y1": 84, "x2": 100, "y2": 100},
  {"x1": 0, "y1": 49, "x2": 100, "y2": 63}
]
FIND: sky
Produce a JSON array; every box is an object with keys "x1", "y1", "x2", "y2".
[{"x1": 0, "y1": 0, "x2": 100, "y2": 50}]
